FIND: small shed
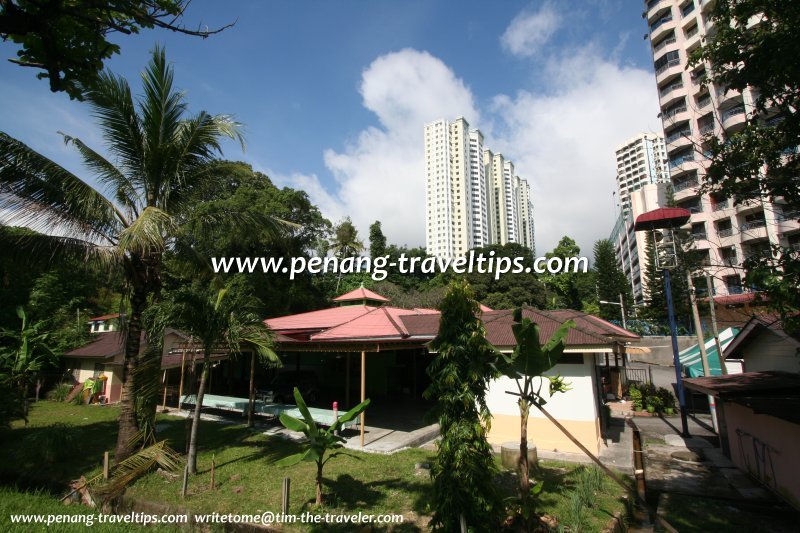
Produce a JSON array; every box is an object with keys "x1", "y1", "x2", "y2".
[
  {"x1": 722, "y1": 315, "x2": 800, "y2": 374},
  {"x1": 63, "y1": 332, "x2": 128, "y2": 402},
  {"x1": 684, "y1": 371, "x2": 800, "y2": 510}
]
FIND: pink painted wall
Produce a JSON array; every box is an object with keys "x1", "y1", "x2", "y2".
[{"x1": 725, "y1": 402, "x2": 800, "y2": 510}]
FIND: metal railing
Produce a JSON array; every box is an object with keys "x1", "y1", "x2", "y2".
[
  {"x1": 655, "y1": 58, "x2": 681, "y2": 76},
  {"x1": 653, "y1": 36, "x2": 677, "y2": 54},
  {"x1": 740, "y1": 220, "x2": 766, "y2": 231},
  {"x1": 651, "y1": 14, "x2": 674, "y2": 32},
  {"x1": 673, "y1": 178, "x2": 699, "y2": 192},
  {"x1": 669, "y1": 153, "x2": 695, "y2": 168},
  {"x1": 660, "y1": 82, "x2": 685, "y2": 98},
  {"x1": 723, "y1": 105, "x2": 746, "y2": 121},
  {"x1": 717, "y1": 227, "x2": 734, "y2": 237}
]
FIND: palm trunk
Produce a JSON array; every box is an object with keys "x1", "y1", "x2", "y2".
[
  {"x1": 187, "y1": 350, "x2": 211, "y2": 475},
  {"x1": 114, "y1": 283, "x2": 147, "y2": 464},
  {"x1": 316, "y1": 459, "x2": 324, "y2": 505},
  {"x1": 247, "y1": 350, "x2": 256, "y2": 428}
]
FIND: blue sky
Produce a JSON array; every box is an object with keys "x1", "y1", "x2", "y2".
[{"x1": 0, "y1": 0, "x2": 662, "y2": 255}]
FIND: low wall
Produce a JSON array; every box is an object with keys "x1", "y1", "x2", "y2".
[{"x1": 628, "y1": 336, "x2": 696, "y2": 366}]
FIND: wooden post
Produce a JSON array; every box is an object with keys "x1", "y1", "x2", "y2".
[
  {"x1": 210, "y1": 454, "x2": 215, "y2": 490},
  {"x1": 705, "y1": 274, "x2": 728, "y2": 375},
  {"x1": 281, "y1": 477, "x2": 291, "y2": 515},
  {"x1": 181, "y1": 464, "x2": 189, "y2": 498},
  {"x1": 360, "y1": 350, "x2": 366, "y2": 448},
  {"x1": 103, "y1": 451, "x2": 110, "y2": 481},
  {"x1": 345, "y1": 353, "x2": 351, "y2": 407},
  {"x1": 178, "y1": 349, "x2": 187, "y2": 410},
  {"x1": 162, "y1": 370, "x2": 168, "y2": 411}
]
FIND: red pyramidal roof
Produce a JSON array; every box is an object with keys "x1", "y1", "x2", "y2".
[{"x1": 332, "y1": 287, "x2": 390, "y2": 303}]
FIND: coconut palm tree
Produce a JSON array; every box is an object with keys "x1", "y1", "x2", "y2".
[
  {"x1": 147, "y1": 278, "x2": 279, "y2": 474},
  {"x1": 0, "y1": 47, "x2": 280, "y2": 462}
]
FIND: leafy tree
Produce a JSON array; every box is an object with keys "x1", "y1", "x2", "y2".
[
  {"x1": 498, "y1": 310, "x2": 573, "y2": 529},
  {"x1": 691, "y1": 0, "x2": 800, "y2": 332},
  {"x1": 424, "y1": 280, "x2": 502, "y2": 531},
  {"x1": 173, "y1": 160, "x2": 331, "y2": 316},
  {"x1": 276, "y1": 387, "x2": 370, "y2": 505},
  {"x1": 146, "y1": 277, "x2": 279, "y2": 474},
  {"x1": 329, "y1": 217, "x2": 363, "y2": 258},
  {"x1": 0, "y1": 307, "x2": 56, "y2": 423},
  {"x1": 464, "y1": 243, "x2": 550, "y2": 310},
  {"x1": 593, "y1": 239, "x2": 633, "y2": 322},
  {"x1": 368, "y1": 220, "x2": 387, "y2": 259},
  {"x1": 540, "y1": 237, "x2": 592, "y2": 310},
  {"x1": 0, "y1": 0, "x2": 233, "y2": 99},
  {"x1": 0, "y1": 48, "x2": 271, "y2": 462}
]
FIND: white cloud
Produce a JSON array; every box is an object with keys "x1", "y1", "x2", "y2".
[
  {"x1": 500, "y1": 3, "x2": 562, "y2": 58},
  {"x1": 489, "y1": 45, "x2": 662, "y2": 255},
  {"x1": 314, "y1": 48, "x2": 478, "y2": 247}
]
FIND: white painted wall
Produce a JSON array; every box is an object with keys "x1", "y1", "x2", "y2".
[{"x1": 486, "y1": 354, "x2": 599, "y2": 422}]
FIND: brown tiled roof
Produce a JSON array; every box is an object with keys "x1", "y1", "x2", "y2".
[
  {"x1": 64, "y1": 332, "x2": 126, "y2": 359},
  {"x1": 400, "y1": 307, "x2": 639, "y2": 348},
  {"x1": 683, "y1": 371, "x2": 800, "y2": 397},
  {"x1": 87, "y1": 313, "x2": 120, "y2": 322}
]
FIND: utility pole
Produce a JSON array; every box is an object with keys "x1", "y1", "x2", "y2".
[
  {"x1": 599, "y1": 294, "x2": 626, "y2": 330},
  {"x1": 687, "y1": 272, "x2": 718, "y2": 432},
  {"x1": 705, "y1": 274, "x2": 728, "y2": 375}
]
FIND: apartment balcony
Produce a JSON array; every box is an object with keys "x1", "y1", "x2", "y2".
[
  {"x1": 650, "y1": 15, "x2": 676, "y2": 42},
  {"x1": 659, "y1": 77, "x2": 685, "y2": 99},
  {"x1": 698, "y1": 121, "x2": 715, "y2": 136},
  {"x1": 722, "y1": 105, "x2": 747, "y2": 133},
  {"x1": 701, "y1": 0, "x2": 717, "y2": 14},
  {"x1": 662, "y1": 106, "x2": 691, "y2": 126},
  {"x1": 655, "y1": 60, "x2": 683, "y2": 84},
  {"x1": 735, "y1": 199, "x2": 761, "y2": 215},
  {"x1": 716, "y1": 86, "x2": 742, "y2": 106},
  {"x1": 667, "y1": 133, "x2": 693, "y2": 152},
  {"x1": 652, "y1": 35, "x2": 677, "y2": 56},
  {"x1": 739, "y1": 222, "x2": 768, "y2": 242},
  {"x1": 711, "y1": 199, "x2": 731, "y2": 212},
  {"x1": 674, "y1": 184, "x2": 701, "y2": 203},
  {"x1": 647, "y1": 1, "x2": 673, "y2": 24},
  {"x1": 669, "y1": 152, "x2": 695, "y2": 170}
]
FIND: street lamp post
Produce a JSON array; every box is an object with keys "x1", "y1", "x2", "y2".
[
  {"x1": 634, "y1": 207, "x2": 692, "y2": 438},
  {"x1": 599, "y1": 293, "x2": 627, "y2": 330}
]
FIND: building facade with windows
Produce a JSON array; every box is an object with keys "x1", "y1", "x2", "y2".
[
  {"x1": 644, "y1": 0, "x2": 800, "y2": 296},
  {"x1": 614, "y1": 133, "x2": 670, "y2": 215},
  {"x1": 610, "y1": 182, "x2": 669, "y2": 305},
  {"x1": 425, "y1": 118, "x2": 535, "y2": 258}
]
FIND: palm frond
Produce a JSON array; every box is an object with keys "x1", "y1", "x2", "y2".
[
  {"x1": 0, "y1": 226, "x2": 121, "y2": 269},
  {"x1": 139, "y1": 45, "x2": 187, "y2": 163},
  {"x1": 87, "y1": 440, "x2": 183, "y2": 502},
  {"x1": 0, "y1": 133, "x2": 123, "y2": 244},
  {"x1": 117, "y1": 206, "x2": 177, "y2": 256},
  {"x1": 59, "y1": 133, "x2": 138, "y2": 219},
  {"x1": 80, "y1": 71, "x2": 147, "y2": 193}
]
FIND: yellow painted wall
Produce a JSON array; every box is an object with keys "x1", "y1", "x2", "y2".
[
  {"x1": 489, "y1": 413, "x2": 601, "y2": 455},
  {"x1": 67, "y1": 359, "x2": 122, "y2": 402}
]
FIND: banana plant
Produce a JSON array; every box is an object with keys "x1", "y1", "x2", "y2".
[
  {"x1": 276, "y1": 387, "x2": 370, "y2": 505},
  {"x1": 498, "y1": 308, "x2": 574, "y2": 531}
]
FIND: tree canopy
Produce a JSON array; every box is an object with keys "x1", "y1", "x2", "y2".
[
  {"x1": 0, "y1": 0, "x2": 232, "y2": 99},
  {"x1": 692, "y1": 0, "x2": 800, "y2": 331}
]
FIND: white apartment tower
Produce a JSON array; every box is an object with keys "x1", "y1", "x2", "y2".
[
  {"x1": 614, "y1": 133, "x2": 670, "y2": 214},
  {"x1": 644, "y1": 0, "x2": 800, "y2": 296},
  {"x1": 425, "y1": 118, "x2": 535, "y2": 259}
]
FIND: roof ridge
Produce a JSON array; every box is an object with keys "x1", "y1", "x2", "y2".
[
  {"x1": 382, "y1": 307, "x2": 409, "y2": 337},
  {"x1": 524, "y1": 308, "x2": 612, "y2": 344},
  {"x1": 308, "y1": 306, "x2": 379, "y2": 340}
]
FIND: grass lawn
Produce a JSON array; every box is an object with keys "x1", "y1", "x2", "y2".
[
  {"x1": 1, "y1": 401, "x2": 631, "y2": 531},
  {"x1": 658, "y1": 493, "x2": 799, "y2": 533}
]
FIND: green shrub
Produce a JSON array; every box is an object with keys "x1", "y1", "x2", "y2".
[
  {"x1": 46, "y1": 382, "x2": 74, "y2": 402},
  {"x1": 629, "y1": 385, "x2": 643, "y2": 411}
]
